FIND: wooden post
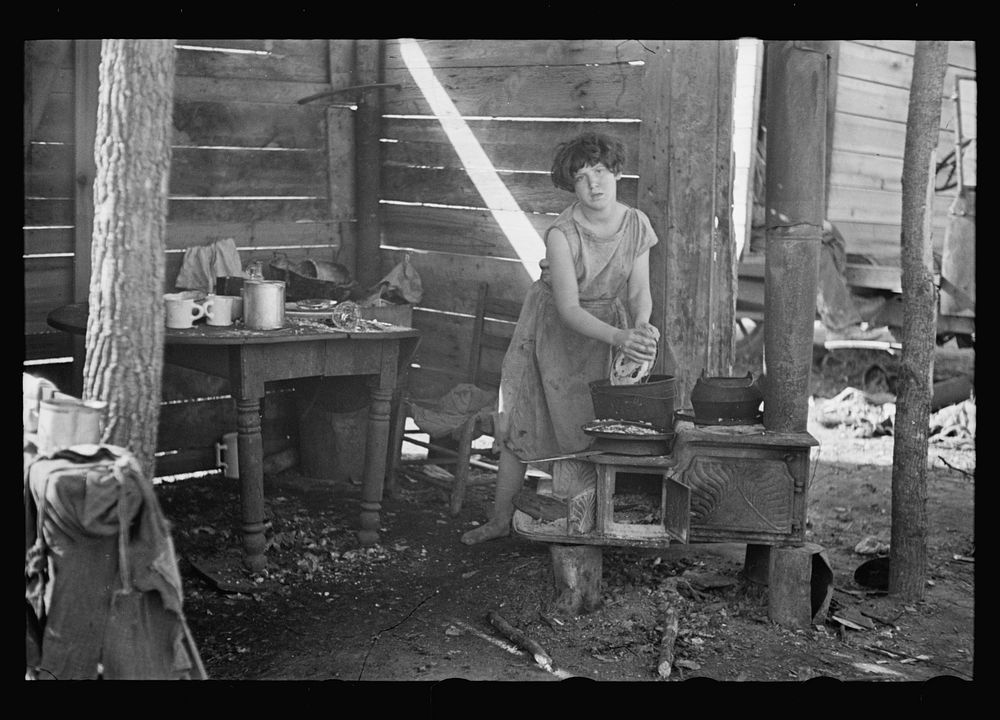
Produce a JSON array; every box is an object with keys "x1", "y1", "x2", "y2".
[
  {"x1": 327, "y1": 40, "x2": 357, "y2": 273},
  {"x1": 640, "y1": 40, "x2": 737, "y2": 408},
  {"x1": 767, "y1": 545, "x2": 813, "y2": 628},
  {"x1": 354, "y1": 39, "x2": 383, "y2": 291},
  {"x1": 548, "y1": 544, "x2": 603, "y2": 616}
]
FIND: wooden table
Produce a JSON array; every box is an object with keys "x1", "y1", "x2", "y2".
[{"x1": 48, "y1": 303, "x2": 420, "y2": 572}]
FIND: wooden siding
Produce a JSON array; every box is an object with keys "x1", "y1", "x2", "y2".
[
  {"x1": 24, "y1": 39, "x2": 357, "y2": 477},
  {"x1": 826, "y1": 40, "x2": 975, "y2": 264},
  {"x1": 379, "y1": 39, "x2": 652, "y2": 398}
]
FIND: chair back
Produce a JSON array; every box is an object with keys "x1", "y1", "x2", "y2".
[{"x1": 466, "y1": 282, "x2": 522, "y2": 390}]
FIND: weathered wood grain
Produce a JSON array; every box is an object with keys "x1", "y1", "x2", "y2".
[
  {"x1": 169, "y1": 146, "x2": 328, "y2": 196},
  {"x1": 383, "y1": 117, "x2": 641, "y2": 175},
  {"x1": 384, "y1": 38, "x2": 650, "y2": 68},
  {"x1": 839, "y1": 41, "x2": 975, "y2": 91},
  {"x1": 24, "y1": 227, "x2": 74, "y2": 256},
  {"x1": 828, "y1": 185, "x2": 952, "y2": 232},
  {"x1": 165, "y1": 219, "x2": 354, "y2": 252},
  {"x1": 24, "y1": 141, "x2": 74, "y2": 197},
  {"x1": 383, "y1": 63, "x2": 644, "y2": 119},
  {"x1": 836, "y1": 74, "x2": 959, "y2": 131},
  {"x1": 173, "y1": 75, "x2": 339, "y2": 106},
  {"x1": 172, "y1": 99, "x2": 327, "y2": 148},
  {"x1": 24, "y1": 257, "x2": 73, "y2": 334},
  {"x1": 174, "y1": 39, "x2": 331, "y2": 84},
  {"x1": 24, "y1": 199, "x2": 73, "y2": 226},
  {"x1": 382, "y1": 203, "x2": 554, "y2": 260},
  {"x1": 166, "y1": 198, "x2": 329, "y2": 223},
  {"x1": 853, "y1": 40, "x2": 975, "y2": 71},
  {"x1": 382, "y1": 163, "x2": 638, "y2": 214},
  {"x1": 832, "y1": 112, "x2": 954, "y2": 160}
]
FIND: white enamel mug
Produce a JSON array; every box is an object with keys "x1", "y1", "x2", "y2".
[
  {"x1": 206, "y1": 294, "x2": 240, "y2": 326},
  {"x1": 165, "y1": 293, "x2": 209, "y2": 328}
]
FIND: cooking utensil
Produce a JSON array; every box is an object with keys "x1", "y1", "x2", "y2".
[{"x1": 689, "y1": 371, "x2": 763, "y2": 425}]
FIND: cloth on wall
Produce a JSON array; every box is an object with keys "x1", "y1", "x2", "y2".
[
  {"x1": 175, "y1": 237, "x2": 243, "y2": 294},
  {"x1": 25, "y1": 443, "x2": 206, "y2": 680}
]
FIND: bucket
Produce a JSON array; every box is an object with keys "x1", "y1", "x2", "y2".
[
  {"x1": 36, "y1": 396, "x2": 107, "y2": 454},
  {"x1": 589, "y1": 375, "x2": 677, "y2": 431}
]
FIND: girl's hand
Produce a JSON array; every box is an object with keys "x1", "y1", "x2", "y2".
[
  {"x1": 636, "y1": 321, "x2": 660, "y2": 343},
  {"x1": 614, "y1": 327, "x2": 658, "y2": 362}
]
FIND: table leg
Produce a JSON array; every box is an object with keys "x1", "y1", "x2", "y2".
[
  {"x1": 236, "y1": 397, "x2": 267, "y2": 572},
  {"x1": 358, "y1": 384, "x2": 393, "y2": 546}
]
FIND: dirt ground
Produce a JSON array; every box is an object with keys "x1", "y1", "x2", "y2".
[{"x1": 155, "y1": 345, "x2": 975, "y2": 689}]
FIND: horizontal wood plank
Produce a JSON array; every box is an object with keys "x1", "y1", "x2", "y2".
[
  {"x1": 166, "y1": 198, "x2": 330, "y2": 224},
  {"x1": 24, "y1": 226, "x2": 75, "y2": 256},
  {"x1": 382, "y1": 203, "x2": 554, "y2": 260},
  {"x1": 169, "y1": 146, "x2": 328, "y2": 196},
  {"x1": 24, "y1": 199, "x2": 73, "y2": 226},
  {"x1": 383, "y1": 116, "x2": 641, "y2": 175},
  {"x1": 24, "y1": 256, "x2": 73, "y2": 334},
  {"x1": 382, "y1": 163, "x2": 638, "y2": 215},
  {"x1": 24, "y1": 331, "x2": 74, "y2": 362},
  {"x1": 828, "y1": 185, "x2": 952, "y2": 231},
  {"x1": 172, "y1": 99, "x2": 328, "y2": 149},
  {"x1": 838, "y1": 41, "x2": 976, "y2": 91},
  {"x1": 173, "y1": 75, "x2": 341, "y2": 106},
  {"x1": 166, "y1": 220, "x2": 354, "y2": 252},
  {"x1": 383, "y1": 63, "x2": 643, "y2": 119},
  {"x1": 832, "y1": 112, "x2": 954, "y2": 160},
  {"x1": 384, "y1": 39, "x2": 650, "y2": 68},
  {"x1": 174, "y1": 39, "x2": 331, "y2": 84},
  {"x1": 29, "y1": 91, "x2": 73, "y2": 144},
  {"x1": 836, "y1": 74, "x2": 959, "y2": 131}
]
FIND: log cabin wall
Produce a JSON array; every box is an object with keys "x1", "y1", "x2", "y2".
[{"x1": 826, "y1": 40, "x2": 976, "y2": 265}]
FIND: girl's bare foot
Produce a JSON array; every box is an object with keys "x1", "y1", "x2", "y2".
[{"x1": 460, "y1": 519, "x2": 510, "y2": 545}]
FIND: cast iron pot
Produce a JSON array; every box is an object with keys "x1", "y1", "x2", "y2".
[{"x1": 688, "y1": 370, "x2": 763, "y2": 425}]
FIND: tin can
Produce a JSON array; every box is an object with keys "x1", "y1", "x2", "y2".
[{"x1": 243, "y1": 280, "x2": 286, "y2": 330}]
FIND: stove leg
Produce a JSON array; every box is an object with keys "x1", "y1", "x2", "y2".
[
  {"x1": 548, "y1": 544, "x2": 603, "y2": 616},
  {"x1": 767, "y1": 545, "x2": 814, "y2": 629}
]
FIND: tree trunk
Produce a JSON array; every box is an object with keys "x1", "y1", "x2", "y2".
[
  {"x1": 890, "y1": 40, "x2": 949, "y2": 600},
  {"x1": 83, "y1": 39, "x2": 176, "y2": 478}
]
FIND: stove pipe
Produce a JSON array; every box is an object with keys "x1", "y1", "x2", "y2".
[{"x1": 761, "y1": 41, "x2": 831, "y2": 433}]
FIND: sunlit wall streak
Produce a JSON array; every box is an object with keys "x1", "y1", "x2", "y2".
[{"x1": 398, "y1": 38, "x2": 543, "y2": 281}]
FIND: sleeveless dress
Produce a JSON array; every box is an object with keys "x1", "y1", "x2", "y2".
[{"x1": 495, "y1": 203, "x2": 659, "y2": 463}]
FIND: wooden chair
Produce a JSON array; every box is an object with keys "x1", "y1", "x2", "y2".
[{"x1": 387, "y1": 282, "x2": 522, "y2": 514}]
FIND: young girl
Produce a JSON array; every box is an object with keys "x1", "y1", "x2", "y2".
[{"x1": 461, "y1": 132, "x2": 660, "y2": 545}]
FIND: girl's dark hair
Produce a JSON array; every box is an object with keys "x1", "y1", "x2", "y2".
[{"x1": 550, "y1": 132, "x2": 627, "y2": 192}]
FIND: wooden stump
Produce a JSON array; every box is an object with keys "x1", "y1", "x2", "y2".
[
  {"x1": 767, "y1": 545, "x2": 814, "y2": 628},
  {"x1": 549, "y1": 544, "x2": 603, "y2": 616}
]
